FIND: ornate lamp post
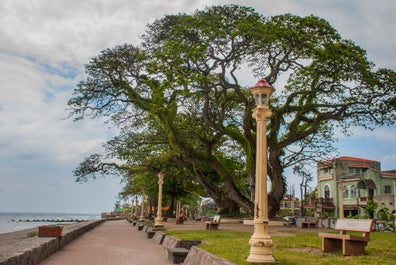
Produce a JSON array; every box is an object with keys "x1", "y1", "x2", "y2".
[
  {"x1": 154, "y1": 171, "x2": 165, "y2": 227},
  {"x1": 131, "y1": 196, "x2": 134, "y2": 218},
  {"x1": 134, "y1": 194, "x2": 138, "y2": 218},
  {"x1": 140, "y1": 189, "x2": 145, "y2": 221},
  {"x1": 247, "y1": 78, "x2": 275, "y2": 264}
]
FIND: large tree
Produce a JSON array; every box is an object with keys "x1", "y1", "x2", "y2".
[{"x1": 69, "y1": 5, "x2": 395, "y2": 217}]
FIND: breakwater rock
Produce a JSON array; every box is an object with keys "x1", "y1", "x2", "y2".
[{"x1": 12, "y1": 219, "x2": 88, "y2": 223}]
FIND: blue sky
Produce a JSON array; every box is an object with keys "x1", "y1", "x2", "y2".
[{"x1": 0, "y1": 0, "x2": 395, "y2": 214}]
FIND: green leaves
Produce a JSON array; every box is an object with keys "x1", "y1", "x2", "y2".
[{"x1": 68, "y1": 4, "x2": 395, "y2": 217}]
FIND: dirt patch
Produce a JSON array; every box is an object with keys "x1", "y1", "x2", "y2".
[{"x1": 287, "y1": 247, "x2": 323, "y2": 254}]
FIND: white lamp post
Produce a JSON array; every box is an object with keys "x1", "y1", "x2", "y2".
[
  {"x1": 140, "y1": 189, "x2": 145, "y2": 221},
  {"x1": 134, "y1": 194, "x2": 138, "y2": 218},
  {"x1": 247, "y1": 78, "x2": 276, "y2": 264},
  {"x1": 131, "y1": 196, "x2": 134, "y2": 218},
  {"x1": 155, "y1": 171, "x2": 165, "y2": 227}
]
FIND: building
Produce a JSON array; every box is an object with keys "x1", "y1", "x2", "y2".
[
  {"x1": 315, "y1": 156, "x2": 396, "y2": 218},
  {"x1": 280, "y1": 193, "x2": 301, "y2": 216}
]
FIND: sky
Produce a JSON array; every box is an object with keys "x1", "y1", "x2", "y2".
[{"x1": 0, "y1": 0, "x2": 395, "y2": 214}]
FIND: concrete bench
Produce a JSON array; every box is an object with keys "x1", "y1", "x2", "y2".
[
  {"x1": 205, "y1": 215, "x2": 221, "y2": 230},
  {"x1": 147, "y1": 230, "x2": 155, "y2": 238},
  {"x1": 318, "y1": 218, "x2": 373, "y2": 255},
  {"x1": 145, "y1": 226, "x2": 164, "y2": 239},
  {"x1": 162, "y1": 234, "x2": 201, "y2": 264},
  {"x1": 152, "y1": 231, "x2": 166, "y2": 245},
  {"x1": 167, "y1": 247, "x2": 189, "y2": 264}
]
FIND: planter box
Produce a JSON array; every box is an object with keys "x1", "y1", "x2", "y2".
[{"x1": 38, "y1": 225, "x2": 63, "y2": 237}]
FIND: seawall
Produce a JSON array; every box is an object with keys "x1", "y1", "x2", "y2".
[{"x1": 0, "y1": 219, "x2": 106, "y2": 265}]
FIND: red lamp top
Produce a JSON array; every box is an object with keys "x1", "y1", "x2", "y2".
[
  {"x1": 254, "y1": 78, "x2": 272, "y2": 88},
  {"x1": 250, "y1": 78, "x2": 275, "y2": 107}
]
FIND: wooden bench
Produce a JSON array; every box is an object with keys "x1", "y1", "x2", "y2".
[
  {"x1": 205, "y1": 215, "x2": 221, "y2": 230},
  {"x1": 318, "y1": 218, "x2": 373, "y2": 256},
  {"x1": 301, "y1": 221, "x2": 317, "y2": 228}
]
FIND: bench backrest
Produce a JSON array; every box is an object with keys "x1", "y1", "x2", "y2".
[
  {"x1": 212, "y1": 215, "x2": 221, "y2": 223},
  {"x1": 335, "y1": 219, "x2": 373, "y2": 233}
]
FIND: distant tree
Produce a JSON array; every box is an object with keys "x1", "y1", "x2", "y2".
[
  {"x1": 68, "y1": 5, "x2": 396, "y2": 217},
  {"x1": 294, "y1": 164, "x2": 313, "y2": 217},
  {"x1": 365, "y1": 200, "x2": 378, "y2": 219}
]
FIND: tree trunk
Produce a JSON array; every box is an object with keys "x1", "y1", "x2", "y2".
[
  {"x1": 168, "y1": 194, "x2": 176, "y2": 217},
  {"x1": 268, "y1": 147, "x2": 286, "y2": 218}
]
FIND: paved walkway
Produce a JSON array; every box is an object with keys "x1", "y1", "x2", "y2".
[{"x1": 39, "y1": 220, "x2": 173, "y2": 265}]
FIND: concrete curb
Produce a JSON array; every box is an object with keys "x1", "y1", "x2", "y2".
[
  {"x1": 153, "y1": 232, "x2": 233, "y2": 265},
  {"x1": 183, "y1": 246, "x2": 236, "y2": 265}
]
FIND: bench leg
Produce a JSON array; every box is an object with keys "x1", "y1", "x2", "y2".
[
  {"x1": 206, "y1": 223, "x2": 219, "y2": 230},
  {"x1": 343, "y1": 240, "x2": 367, "y2": 256},
  {"x1": 322, "y1": 238, "x2": 342, "y2": 252}
]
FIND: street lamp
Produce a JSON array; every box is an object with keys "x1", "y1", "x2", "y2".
[
  {"x1": 131, "y1": 196, "x2": 134, "y2": 218},
  {"x1": 134, "y1": 194, "x2": 138, "y2": 218},
  {"x1": 140, "y1": 189, "x2": 145, "y2": 221},
  {"x1": 154, "y1": 171, "x2": 165, "y2": 227},
  {"x1": 247, "y1": 78, "x2": 275, "y2": 264}
]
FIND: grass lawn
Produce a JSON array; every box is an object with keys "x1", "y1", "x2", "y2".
[{"x1": 165, "y1": 229, "x2": 396, "y2": 265}]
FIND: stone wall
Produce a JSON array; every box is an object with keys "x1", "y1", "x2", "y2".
[{"x1": 0, "y1": 219, "x2": 105, "y2": 265}]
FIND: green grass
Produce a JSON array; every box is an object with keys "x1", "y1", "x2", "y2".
[
  {"x1": 165, "y1": 230, "x2": 396, "y2": 265},
  {"x1": 26, "y1": 231, "x2": 37, "y2": 238}
]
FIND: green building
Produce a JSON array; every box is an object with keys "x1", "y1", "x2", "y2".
[{"x1": 316, "y1": 156, "x2": 396, "y2": 218}]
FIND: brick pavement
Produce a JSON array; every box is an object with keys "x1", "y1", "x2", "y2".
[{"x1": 39, "y1": 220, "x2": 173, "y2": 265}]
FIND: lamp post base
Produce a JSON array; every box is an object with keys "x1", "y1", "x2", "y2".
[
  {"x1": 247, "y1": 222, "x2": 275, "y2": 264},
  {"x1": 246, "y1": 246, "x2": 275, "y2": 264},
  {"x1": 247, "y1": 242, "x2": 275, "y2": 264},
  {"x1": 154, "y1": 217, "x2": 164, "y2": 228}
]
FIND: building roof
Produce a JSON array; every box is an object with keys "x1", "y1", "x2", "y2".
[
  {"x1": 337, "y1": 156, "x2": 378, "y2": 163},
  {"x1": 317, "y1": 156, "x2": 378, "y2": 169},
  {"x1": 382, "y1": 170, "x2": 396, "y2": 178}
]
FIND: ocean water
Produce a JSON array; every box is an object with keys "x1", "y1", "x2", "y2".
[{"x1": 0, "y1": 212, "x2": 100, "y2": 234}]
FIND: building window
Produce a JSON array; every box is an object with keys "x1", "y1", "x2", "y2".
[
  {"x1": 384, "y1": 185, "x2": 391, "y2": 194},
  {"x1": 349, "y1": 167, "x2": 361, "y2": 174},
  {"x1": 350, "y1": 185, "x2": 357, "y2": 198},
  {"x1": 343, "y1": 186, "x2": 349, "y2": 198},
  {"x1": 324, "y1": 185, "x2": 330, "y2": 199}
]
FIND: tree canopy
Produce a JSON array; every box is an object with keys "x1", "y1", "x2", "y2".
[{"x1": 68, "y1": 5, "x2": 396, "y2": 217}]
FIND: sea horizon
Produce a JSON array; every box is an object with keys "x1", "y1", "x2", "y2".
[{"x1": 0, "y1": 212, "x2": 101, "y2": 234}]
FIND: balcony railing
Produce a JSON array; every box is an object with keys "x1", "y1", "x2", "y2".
[{"x1": 304, "y1": 198, "x2": 335, "y2": 209}]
